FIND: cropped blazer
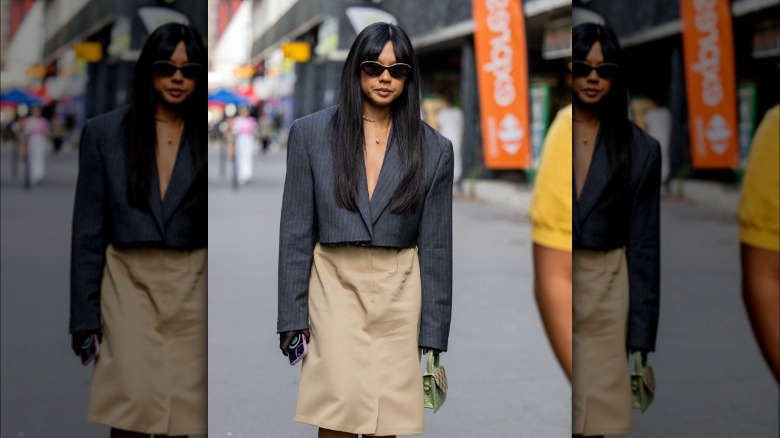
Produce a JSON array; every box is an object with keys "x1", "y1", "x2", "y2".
[
  {"x1": 278, "y1": 106, "x2": 454, "y2": 351},
  {"x1": 70, "y1": 106, "x2": 207, "y2": 333},
  {"x1": 573, "y1": 123, "x2": 661, "y2": 352}
]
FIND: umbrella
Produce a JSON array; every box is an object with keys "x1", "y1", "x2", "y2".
[
  {"x1": 208, "y1": 88, "x2": 251, "y2": 106},
  {"x1": 0, "y1": 88, "x2": 43, "y2": 107}
]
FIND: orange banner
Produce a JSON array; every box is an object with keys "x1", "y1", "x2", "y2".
[
  {"x1": 680, "y1": 0, "x2": 739, "y2": 168},
  {"x1": 472, "y1": 0, "x2": 531, "y2": 169}
]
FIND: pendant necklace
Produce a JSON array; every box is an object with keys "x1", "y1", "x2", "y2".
[
  {"x1": 155, "y1": 116, "x2": 184, "y2": 146},
  {"x1": 574, "y1": 118, "x2": 598, "y2": 147},
  {"x1": 362, "y1": 114, "x2": 391, "y2": 144}
]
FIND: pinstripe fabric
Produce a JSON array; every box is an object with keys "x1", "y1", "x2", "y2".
[
  {"x1": 573, "y1": 124, "x2": 661, "y2": 352},
  {"x1": 278, "y1": 106, "x2": 454, "y2": 351},
  {"x1": 70, "y1": 107, "x2": 207, "y2": 333}
]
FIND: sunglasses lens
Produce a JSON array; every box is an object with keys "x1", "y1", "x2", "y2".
[
  {"x1": 361, "y1": 63, "x2": 384, "y2": 77},
  {"x1": 388, "y1": 65, "x2": 409, "y2": 78},
  {"x1": 571, "y1": 62, "x2": 592, "y2": 77},
  {"x1": 596, "y1": 65, "x2": 617, "y2": 79},
  {"x1": 154, "y1": 62, "x2": 177, "y2": 77},
  {"x1": 180, "y1": 65, "x2": 200, "y2": 79},
  {"x1": 155, "y1": 62, "x2": 200, "y2": 79}
]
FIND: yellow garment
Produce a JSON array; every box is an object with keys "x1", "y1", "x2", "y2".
[
  {"x1": 530, "y1": 105, "x2": 573, "y2": 252},
  {"x1": 738, "y1": 105, "x2": 780, "y2": 252}
]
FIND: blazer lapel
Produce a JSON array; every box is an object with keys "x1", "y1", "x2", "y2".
[
  {"x1": 162, "y1": 137, "x2": 196, "y2": 225},
  {"x1": 576, "y1": 134, "x2": 611, "y2": 222},
  {"x1": 572, "y1": 178, "x2": 582, "y2": 239},
  {"x1": 148, "y1": 166, "x2": 166, "y2": 235},
  {"x1": 356, "y1": 163, "x2": 374, "y2": 238},
  {"x1": 369, "y1": 135, "x2": 403, "y2": 225}
]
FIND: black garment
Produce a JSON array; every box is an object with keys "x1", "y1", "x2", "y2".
[
  {"x1": 70, "y1": 107, "x2": 207, "y2": 333},
  {"x1": 573, "y1": 123, "x2": 661, "y2": 352}
]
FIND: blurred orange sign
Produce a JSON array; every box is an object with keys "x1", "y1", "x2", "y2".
[
  {"x1": 472, "y1": 0, "x2": 531, "y2": 169},
  {"x1": 25, "y1": 65, "x2": 46, "y2": 78},
  {"x1": 680, "y1": 0, "x2": 738, "y2": 168},
  {"x1": 282, "y1": 42, "x2": 311, "y2": 62},
  {"x1": 234, "y1": 66, "x2": 255, "y2": 78},
  {"x1": 73, "y1": 42, "x2": 103, "y2": 62}
]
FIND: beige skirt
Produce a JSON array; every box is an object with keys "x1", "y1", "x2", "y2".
[
  {"x1": 572, "y1": 248, "x2": 631, "y2": 436},
  {"x1": 88, "y1": 244, "x2": 207, "y2": 436},
  {"x1": 296, "y1": 243, "x2": 424, "y2": 436}
]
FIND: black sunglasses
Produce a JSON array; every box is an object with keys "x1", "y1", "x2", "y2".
[
  {"x1": 153, "y1": 61, "x2": 203, "y2": 79},
  {"x1": 569, "y1": 61, "x2": 619, "y2": 79},
  {"x1": 360, "y1": 61, "x2": 412, "y2": 79}
]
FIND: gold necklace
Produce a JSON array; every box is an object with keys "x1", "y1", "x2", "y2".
[
  {"x1": 155, "y1": 116, "x2": 184, "y2": 146},
  {"x1": 574, "y1": 120, "x2": 599, "y2": 146},
  {"x1": 362, "y1": 114, "x2": 391, "y2": 144}
]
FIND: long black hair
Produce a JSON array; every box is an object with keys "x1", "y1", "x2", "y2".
[
  {"x1": 331, "y1": 23, "x2": 424, "y2": 214},
  {"x1": 572, "y1": 23, "x2": 632, "y2": 207},
  {"x1": 123, "y1": 22, "x2": 207, "y2": 212}
]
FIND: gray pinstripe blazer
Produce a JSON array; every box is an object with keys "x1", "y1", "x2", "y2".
[
  {"x1": 278, "y1": 106, "x2": 454, "y2": 351},
  {"x1": 573, "y1": 123, "x2": 661, "y2": 352},
  {"x1": 70, "y1": 106, "x2": 207, "y2": 333}
]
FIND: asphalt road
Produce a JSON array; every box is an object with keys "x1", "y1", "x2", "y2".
[
  {"x1": 206, "y1": 144, "x2": 570, "y2": 437},
  {"x1": 1, "y1": 141, "x2": 776, "y2": 437}
]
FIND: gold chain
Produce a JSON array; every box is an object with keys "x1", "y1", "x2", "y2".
[{"x1": 362, "y1": 114, "x2": 391, "y2": 144}]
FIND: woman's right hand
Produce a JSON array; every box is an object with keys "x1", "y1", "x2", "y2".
[
  {"x1": 71, "y1": 329, "x2": 102, "y2": 357},
  {"x1": 279, "y1": 329, "x2": 311, "y2": 356}
]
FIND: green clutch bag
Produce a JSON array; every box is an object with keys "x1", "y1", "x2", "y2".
[
  {"x1": 630, "y1": 351, "x2": 655, "y2": 413},
  {"x1": 423, "y1": 350, "x2": 447, "y2": 413}
]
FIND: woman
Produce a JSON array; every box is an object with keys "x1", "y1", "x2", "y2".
[
  {"x1": 70, "y1": 23, "x2": 207, "y2": 438},
  {"x1": 530, "y1": 104, "x2": 573, "y2": 381},
  {"x1": 23, "y1": 105, "x2": 49, "y2": 185},
  {"x1": 571, "y1": 23, "x2": 661, "y2": 437},
  {"x1": 277, "y1": 23, "x2": 454, "y2": 438},
  {"x1": 232, "y1": 105, "x2": 257, "y2": 184}
]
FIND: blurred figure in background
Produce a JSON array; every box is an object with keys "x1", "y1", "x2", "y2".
[
  {"x1": 23, "y1": 105, "x2": 49, "y2": 185},
  {"x1": 50, "y1": 108, "x2": 68, "y2": 156},
  {"x1": 436, "y1": 95, "x2": 464, "y2": 194},
  {"x1": 257, "y1": 107, "x2": 274, "y2": 155},
  {"x1": 232, "y1": 105, "x2": 256, "y2": 184},
  {"x1": 530, "y1": 104, "x2": 573, "y2": 382},
  {"x1": 738, "y1": 103, "x2": 779, "y2": 383},
  {"x1": 644, "y1": 98, "x2": 672, "y2": 194},
  {"x1": 70, "y1": 22, "x2": 207, "y2": 438}
]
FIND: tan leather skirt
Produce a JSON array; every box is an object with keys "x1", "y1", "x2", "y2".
[
  {"x1": 572, "y1": 248, "x2": 631, "y2": 436},
  {"x1": 295, "y1": 243, "x2": 424, "y2": 436},
  {"x1": 88, "y1": 244, "x2": 207, "y2": 435}
]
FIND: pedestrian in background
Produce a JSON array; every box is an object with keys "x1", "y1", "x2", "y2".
[
  {"x1": 644, "y1": 98, "x2": 672, "y2": 194},
  {"x1": 50, "y1": 108, "x2": 67, "y2": 155},
  {"x1": 571, "y1": 23, "x2": 661, "y2": 437},
  {"x1": 436, "y1": 95, "x2": 464, "y2": 194},
  {"x1": 23, "y1": 105, "x2": 49, "y2": 185},
  {"x1": 277, "y1": 22, "x2": 453, "y2": 438},
  {"x1": 232, "y1": 105, "x2": 257, "y2": 185},
  {"x1": 70, "y1": 22, "x2": 207, "y2": 438},
  {"x1": 257, "y1": 107, "x2": 274, "y2": 155},
  {"x1": 530, "y1": 104, "x2": 573, "y2": 382},
  {"x1": 738, "y1": 103, "x2": 779, "y2": 384}
]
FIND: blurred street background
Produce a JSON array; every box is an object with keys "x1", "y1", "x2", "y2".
[{"x1": 1, "y1": 0, "x2": 778, "y2": 437}]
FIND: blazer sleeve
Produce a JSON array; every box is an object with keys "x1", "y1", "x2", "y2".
[
  {"x1": 417, "y1": 141, "x2": 454, "y2": 351},
  {"x1": 626, "y1": 140, "x2": 661, "y2": 352},
  {"x1": 277, "y1": 121, "x2": 317, "y2": 333},
  {"x1": 70, "y1": 121, "x2": 108, "y2": 333}
]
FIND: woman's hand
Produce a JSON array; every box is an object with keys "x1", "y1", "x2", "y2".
[
  {"x1": 71, "y1": 329, "x2": 102, "y2": 357},
  {"x1": 279, "y1": 329, "x2": 311, "y2": 356}
]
